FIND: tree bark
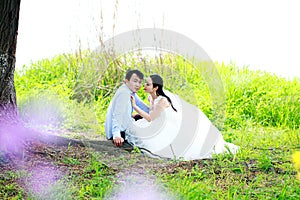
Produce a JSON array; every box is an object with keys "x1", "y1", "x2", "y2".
[{"x1": 0, "y1": 0, "x2": 21, "y2": 124}]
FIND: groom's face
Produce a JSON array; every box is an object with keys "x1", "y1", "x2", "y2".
[{"x1": 125, "y1": 73, "x2": 143, "y2": 93}]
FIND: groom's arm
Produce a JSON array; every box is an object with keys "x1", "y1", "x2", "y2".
[{"x1": 111, "y1": 93, "x2": 132, "y2": 146}]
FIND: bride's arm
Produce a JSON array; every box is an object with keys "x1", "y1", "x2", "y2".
[
  {"x1": 131, "y1": 96, "x2": 169, "y2": 122},
  {"x1": 149, "y1": 103, "x2": 165, "y2": 120},
  {"x1": 134, "y1": 94, "x2": 150, "y2": 113},
  {"x1": 131, "y1": 96, "x2": 151, "y2": 122}
]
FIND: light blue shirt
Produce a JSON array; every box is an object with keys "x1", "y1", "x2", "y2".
[{"x1": 105, "y1": 84, "x2": 149, "y2": 139}]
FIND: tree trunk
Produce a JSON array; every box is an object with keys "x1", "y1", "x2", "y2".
[{"x1": 0, "y1": 0, "x2": 21, "y2": 124}]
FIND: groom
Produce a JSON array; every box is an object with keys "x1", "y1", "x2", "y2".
[{"x1": 105, "y1": 69, "x2": 149, "y2": 147}]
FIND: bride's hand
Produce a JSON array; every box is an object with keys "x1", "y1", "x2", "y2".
[{"x1": 130, "y1": 95, "x2": 136, "y2": 106}]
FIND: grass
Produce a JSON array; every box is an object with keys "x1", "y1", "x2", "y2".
[
  {"x1": 1, "y1": 143, "x2": 116, "y2": 199},
  {"x1": 1, "y1": 51, "x2": 299, "y2": 199},
  {"x1": 0, "y1": 170, "x2": 24, "y2": 199}
]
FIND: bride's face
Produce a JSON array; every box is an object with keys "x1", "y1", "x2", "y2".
[{"x1": 144, "y1": 77, "x2": 154, "y2": 93}]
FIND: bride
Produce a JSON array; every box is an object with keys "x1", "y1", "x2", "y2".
[{"x1": 127, "y1": 74, "x2": 239, "y2": 160}]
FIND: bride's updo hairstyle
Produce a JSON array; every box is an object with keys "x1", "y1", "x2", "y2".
[{"x1": 150, "y1": 74, "x2": 177, "y2": 112}]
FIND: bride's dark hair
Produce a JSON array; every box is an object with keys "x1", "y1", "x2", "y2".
[{"x1": 150, "y1": 74, "x2": 177, "y2": 112}]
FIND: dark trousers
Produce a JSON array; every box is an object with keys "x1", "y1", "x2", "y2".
[
  {"x1": 133, "y1": 114, "x2": 143, "y2": 121},
  {"x1": 109, "y1": 131, "x2": 133, "y2": 151},
  {"x1": 108, "y1": 115, "x2": 142, "y2": 151},
  {"x1": 120, "y1": 131, "x2": 126, "y2": 140},
  {"x1": 108, "y1": 114, "x2": 142, "y2": 141}
]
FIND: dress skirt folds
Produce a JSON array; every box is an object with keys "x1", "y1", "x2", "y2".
[{"x1": 127, "y1": 91, "x2": 239, "y2": 161}]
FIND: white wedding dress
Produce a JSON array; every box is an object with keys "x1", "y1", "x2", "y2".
[{"x1": 127, "y1": 91, "x2": 239, "y2": 161}]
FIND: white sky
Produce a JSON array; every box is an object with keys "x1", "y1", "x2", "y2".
[{"x1": 16, "y1": 0, "x2": 300, "y2": 78}]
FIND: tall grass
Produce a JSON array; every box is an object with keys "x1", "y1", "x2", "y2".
[
  {"x1": 15, "y1": 51, "x2": 300, "y2": 134},
  {"x1": 218, "y1": 62, "x2": 300, "y2": 129}
]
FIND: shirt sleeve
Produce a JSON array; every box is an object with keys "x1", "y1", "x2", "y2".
[
  {"x1": 111, "y1": 92, "x2": 133, "y2": 138},
  {"x1": 111, "y1": 116, "x2": 121, "y2": 138}
]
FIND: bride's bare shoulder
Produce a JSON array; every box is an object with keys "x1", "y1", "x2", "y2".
[{"x1": 157, "y1": 97, "x2": 170, "y2": 108}]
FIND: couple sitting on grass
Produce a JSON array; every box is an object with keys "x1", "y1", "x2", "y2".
[{"x1": 105, "y1": 69, "x2": 239, "y2": 160}]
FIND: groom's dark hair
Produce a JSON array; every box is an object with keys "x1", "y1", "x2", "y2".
[{"x1": 125, "y1": 69, "x2": 144, "y2": 80}]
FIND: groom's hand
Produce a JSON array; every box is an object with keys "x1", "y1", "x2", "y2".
[{"x1": 113, "y1": 137, "x2": 124, "y2": 147}]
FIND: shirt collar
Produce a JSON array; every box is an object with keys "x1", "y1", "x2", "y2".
[{"x1": 122, "y1": 83, "x2": 136, "y2": 95}]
